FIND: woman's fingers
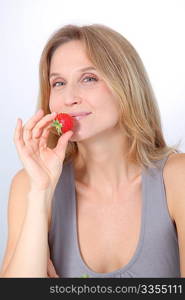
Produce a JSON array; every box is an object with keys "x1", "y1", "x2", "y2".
[
  {"x1": 21, "y1": 109, "x2": 57, "y2": 154},
  {"x1": 53, "y1": 130, "x2": 74, "y2": 160},
  {"x1": 14, "y1": 109, "x2": 73, "y2": 168},
  {"x1": 39, "y1": 123, "x2": 53, "y2": 150},
  {"x1": 32, "y1": 112, "x2": 57, "y2": 139},
  {"x1": 14, "y1": 118, "x2": 25, "y2": 153},
  {"x1": 23, "y1": 109, "x2": 44, "y2": 142}
]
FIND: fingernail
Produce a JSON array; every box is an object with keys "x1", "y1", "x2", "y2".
[{"x1": 16, "y1": 118, "x2": 19, "y2": 126}]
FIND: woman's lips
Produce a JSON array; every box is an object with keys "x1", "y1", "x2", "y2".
[{"x1": 72, "y1": 112, "x2": 92, "y2": 120}]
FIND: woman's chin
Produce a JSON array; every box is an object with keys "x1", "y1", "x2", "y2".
[
  {"x1": 69, "y1": 132, "x2": 81, "y2": 142},
  {"x1": 69, "y1": 131, "x2": 89, "y2": 142}
]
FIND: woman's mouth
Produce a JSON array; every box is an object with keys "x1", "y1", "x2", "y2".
[{"x1": 72, "y1": 112, "x2": 92, "y2": 121}]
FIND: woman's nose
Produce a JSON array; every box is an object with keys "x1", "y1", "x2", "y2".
[
  {"x1": 63, "y1": 85, "x2": 82, "y2": 106},
  {"x1": 64, "y1": 96, "x2": 82, "y2": 106}
]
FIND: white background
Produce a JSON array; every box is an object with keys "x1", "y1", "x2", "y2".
[{"x1": 0, "y1": 0, "x2": 185, "y2": 267}]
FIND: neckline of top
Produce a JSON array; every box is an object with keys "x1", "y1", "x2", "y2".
[{"x1": 69, "y1": 160, "x2": 148, "y2": 277}]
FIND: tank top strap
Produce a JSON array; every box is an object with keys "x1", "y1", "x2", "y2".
[
  {"x1": 158, "y1": 154, "x2": 170, "y2": 168},
  {"x1": 149, "y1": 154, "x2": 170, "y2": 175}
]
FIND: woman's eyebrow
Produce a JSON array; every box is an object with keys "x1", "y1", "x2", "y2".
[{"x1": 49, "y1": 66, "x2": 96, "y2": 79}]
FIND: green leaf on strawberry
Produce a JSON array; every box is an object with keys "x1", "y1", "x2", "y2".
[{"x1": 51, "y1": 113, "x2": 74, "y2": 136}]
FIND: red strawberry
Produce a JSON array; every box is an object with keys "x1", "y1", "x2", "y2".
[{"x1": 51, "y1": 113, "x2": 74, "y2": 136}]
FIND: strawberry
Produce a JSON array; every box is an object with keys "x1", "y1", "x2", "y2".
[{"x1": 51, "y1": 113, "x2": 74, "y2": 136}]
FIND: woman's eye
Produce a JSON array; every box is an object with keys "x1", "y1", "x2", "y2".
[
  {"x1": 52, "y1": 81, "x2": 64, "y2": 87},
  {"x1": 83, "y1": 76, "x2": 98, "y2": 83},
  {"x1": 51, "y1": 76, "x2": 97, "y2": 88}
]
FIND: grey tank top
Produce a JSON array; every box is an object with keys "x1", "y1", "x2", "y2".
[{"x1": 48, "y1": 155, "x2": 180, "y2": 278}]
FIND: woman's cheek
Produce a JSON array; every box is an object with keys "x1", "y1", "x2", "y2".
[
  {"x1": 49, "y1": 95, "x2": 62, "y2": 112},
  {"x1": 49, "y1": 98, "x2": 55, "y2": 112}
]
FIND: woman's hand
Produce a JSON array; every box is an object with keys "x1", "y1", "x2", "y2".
[{"x1": 14, "y1": 109, "x2": 73, "y2": 192}]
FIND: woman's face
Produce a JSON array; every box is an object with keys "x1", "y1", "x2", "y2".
[{"x1": 49, "y1": 40, "x2": 120, "y2": 142}]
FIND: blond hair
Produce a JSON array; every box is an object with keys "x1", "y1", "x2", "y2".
[{"x1": 37, "y1": 24, "x2": 181, "y2": 169}]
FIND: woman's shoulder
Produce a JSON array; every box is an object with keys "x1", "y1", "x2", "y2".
[
  {"x1": 163, "y1": 152, "x2": 185, "y2": 277},
  {"x1": 163, "y1": 152, "x2": 185, "y2": 222},
  {"x1": 163, "y1": 152, "x2": 185, "y2": 180}
]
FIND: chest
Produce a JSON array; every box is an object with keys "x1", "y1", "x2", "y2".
[
  {"x1": 75, "y1": 179, "x2": 143, "y2": 273},
  {"x1": 74, "y1": 169, "x2": 176, "y2": 274}
]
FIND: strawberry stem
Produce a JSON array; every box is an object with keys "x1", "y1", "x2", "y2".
[{"x1": 52, "y1": 120, "x2": 63, "y2": 136}]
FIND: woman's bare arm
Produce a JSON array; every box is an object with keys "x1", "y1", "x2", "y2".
[
  {"x1": 0, "y1": 169, "x2": 53, "y2": 277},
  {"x1": 1, "y1": 188, "x2": 51, "y2": 277},
  {"x1": 0, "y1": 169, "x2": 59, "y2": 278},
  {"x1": 0, "y1": 109, "x2": 73, "y2": 277},
  {"x1": 163, "y1": 153, "x2": 185, "y2": 277}
]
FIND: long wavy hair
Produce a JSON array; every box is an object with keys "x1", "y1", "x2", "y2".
[{"x1": 36, "y1": 23, "x2": 181, "y2": 169}]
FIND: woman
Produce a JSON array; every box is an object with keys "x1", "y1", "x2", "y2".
[{"x1": 1, "y1": 24, "x2": 185, "y2": 278}]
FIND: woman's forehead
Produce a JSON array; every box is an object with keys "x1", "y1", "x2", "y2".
[{"x1": 50, "y1": 41, "x2": 93, "y2": 70}]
